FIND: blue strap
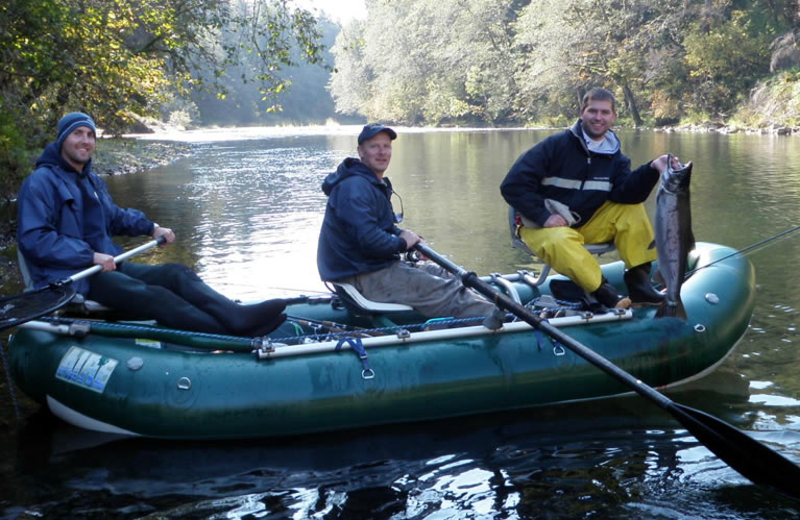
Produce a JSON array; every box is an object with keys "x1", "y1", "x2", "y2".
[
  {"x1": 542, "y1": 319, "x2": 566, "y2": 356},
  {"x1": 335, "y1": 337, "x2": 374, "y2": 379},
  {"x1": 534, "y1": 323, "x2": 565, "y2": 356},
  {"x1": 533, "y1": 329, "x2": 545, "y2": 351}
]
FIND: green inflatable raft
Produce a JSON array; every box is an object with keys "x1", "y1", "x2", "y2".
[{"x1": 7, "y1": 242, "x2": 755, "y2": 439}]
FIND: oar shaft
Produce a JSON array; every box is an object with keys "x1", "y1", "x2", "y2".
[
  {"x1": 414, "y1": 243, "x2": 674, "y2": 410},
  {"x1": 67, "y1": 237, "x2": 165, "y2": 284}
]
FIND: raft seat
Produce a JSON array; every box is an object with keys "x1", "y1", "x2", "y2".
[
  {"x1": 17, "y1": 250, "x2": 110, "y2": 313},
  {"x1": 331, "y1": 282, "x2": 414, "y2": 316},
  {"x1": 508, "y1": 206, "x2": 616, "y2": 286}
]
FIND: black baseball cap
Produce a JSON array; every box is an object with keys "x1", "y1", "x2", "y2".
[{"x1": 358, "y1": 123, "x2": 397, "y2": 145}]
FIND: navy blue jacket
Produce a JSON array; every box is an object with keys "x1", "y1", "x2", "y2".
[
  {"x1": 16, "y1": 143, "x2": 155, "y2": 294},
  {"x1": 317, "y1": 158, "x2": 406, "y2": 281},
  {"x1": 501, "y1": 120, "x2": 658, "y2": 227}
]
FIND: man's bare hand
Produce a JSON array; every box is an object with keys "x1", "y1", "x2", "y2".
[
  {"x1": 93, "y1": 252, "x2": 116, "y2": 272},
  {"x1": 152, "y1": 225, "x2": 175, "y2": 246},
  {"x1": 651, "y1": 154, "x2": 681, "y2": 172},
  {"x1": 543, "y1": 214, "x2": 569, "y2": 228},
  {"x1": 399, "y1": 229, "x2": 420, "y2": 250}
]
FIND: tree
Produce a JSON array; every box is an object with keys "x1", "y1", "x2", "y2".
[
  {"x1": 329, "y1": 0, "x2": 524, "y2": 125},
  {"x1": 515, "y1": 0, "x2": 664, "y2": 126},
  {"x1": 683, "y1": 9, "x2": 773, "y2": 116},
  {"x1": 189, "y1": 15, "x2": 341, "y2": 125},
  {"x1": 0, "y1": 0, "x2": 325, "y2": 200}
]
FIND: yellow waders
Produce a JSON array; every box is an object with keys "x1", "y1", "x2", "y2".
[{"x1": 518, "y1": 201, "x2": 657, "y2": 293}]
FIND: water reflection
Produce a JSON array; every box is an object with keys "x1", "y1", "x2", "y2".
[{"x1": 17, "y1": 398, "x2": 800, "y2": 519}]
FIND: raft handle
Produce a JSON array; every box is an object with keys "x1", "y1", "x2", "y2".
[{"x1": 490, "y1": 273, "x2": 522, "y2": 304}]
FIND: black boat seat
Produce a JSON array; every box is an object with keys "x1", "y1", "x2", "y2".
[
  {"x1": 331, "y1": 282, "x2": 414, "y2": 315},
  {"x1": 508, "y1": 206, "x2": 615, "y2": 286},
  {"x1": 17, "y1": 250, "x2": 110, "y2": 313}
]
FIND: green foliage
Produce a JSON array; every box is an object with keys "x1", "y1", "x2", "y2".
[
  {"x1": 683, "y1": 10, "x2": 771, "y2": 115},
  {"x1": 189, "y1": 16, "x2": 341, "y2": 125},
  {"x1": 733, "y1": 70, "x2": 800, "y2": 127},
  {"x1": 0, "y1": 107, "x2": 37, "y2": 204},
  {"x1": 329, "y1": 0, "x2": 520, "y2": 125},
  {"x1": 329, "y1": 0, "x2": 797, "y2": 129},
  {"x1": 0, "y1": 0, "x2": 325, "y2": 200}
]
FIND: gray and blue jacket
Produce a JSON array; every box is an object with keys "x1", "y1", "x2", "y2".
[
  {"x1": 501, "y1": 119, "x2": 658, "y2": 227},
  {"x1": 16, "y1": 143, "x2": 154, "y2": 294},
  {"x1": 317, "y1": 158, "x2": 406, "y2": 281}
]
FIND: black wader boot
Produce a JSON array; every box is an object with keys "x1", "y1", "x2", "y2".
[
  {"x1": 624, "y1": 263, "x2": 665, "y2": 306},
  {"x1": 591, "y1": 279, "x2": 631, "y2": 310}
]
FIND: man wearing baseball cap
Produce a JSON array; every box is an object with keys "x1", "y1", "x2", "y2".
[
  {"x1": 316, "y1": 123, "x2": 496, "y2": 319},
  {"x1": 16, "y1": 112, "x2": 286, "y2": 335}
]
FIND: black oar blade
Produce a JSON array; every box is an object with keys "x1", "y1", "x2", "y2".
[
  {"x1": 0, "y1": 285, "x2": 77, "y2": 332},
  {"x1": 670, "y1": 402, "x2": 800, "y2": 500}
]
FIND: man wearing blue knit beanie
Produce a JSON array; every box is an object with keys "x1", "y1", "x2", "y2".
[{"x1": 16, "y1": 112, "x2": 286, "y2": 336}]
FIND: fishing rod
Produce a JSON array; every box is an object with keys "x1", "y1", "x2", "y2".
[
  {"x1": 685, "y1": 223, "x2": 800, "y2": 277},
  {"x1": 286, "y1": 315, "x2": 376, "y2": 337}
]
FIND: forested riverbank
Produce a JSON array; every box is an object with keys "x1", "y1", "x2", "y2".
[{"x1": 3, "y1": 0, "x2": 800, "y2": 204}]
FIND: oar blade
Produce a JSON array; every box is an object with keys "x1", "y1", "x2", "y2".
[
  {"x1": 0, "y1": 285, "x2": 77, "y2": 332},
  {"x1": 670, "y1": 402, "x2": 800, "y2": 500}
]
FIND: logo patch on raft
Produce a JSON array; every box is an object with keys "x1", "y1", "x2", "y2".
[{"x1": 55, "y1": 346, "x2": 119, "y2": 393}]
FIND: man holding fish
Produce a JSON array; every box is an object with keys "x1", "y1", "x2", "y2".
[{"x1": 501, "y1": 88, "x2": 680, "y2": 311}]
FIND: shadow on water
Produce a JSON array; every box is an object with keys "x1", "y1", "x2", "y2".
[{"x1": 3, "y1": 369, "x2": 800, "y2": 519}]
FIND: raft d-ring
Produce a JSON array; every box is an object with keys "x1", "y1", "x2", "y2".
[
  {"x1": 553, "y1": 345, "x2": 566, "y2": 356},
  {"x1": 694, "y1": 324, "x2": 706, "y2": 333},
  {"x1": 177, "y1": 376, "x2": 192, "y2": 390},
  {"x1": 361, "y1": 368, "x2": 375, "y2": 380}
]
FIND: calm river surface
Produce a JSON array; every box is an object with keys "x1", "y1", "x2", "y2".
[{"x1": 4, "y1": 126, "x2": 800, "y2": 518}]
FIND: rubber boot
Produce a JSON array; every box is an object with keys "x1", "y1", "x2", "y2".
[
  {"x1": 591, "y1": 279, "x2": 631, "y2": 310},
  {"x1": 156, "y1": 264, "x2": 286, "y2": 336},
  {"x1": 624, "y1": 263, "x2": 665, "y2": 306}
]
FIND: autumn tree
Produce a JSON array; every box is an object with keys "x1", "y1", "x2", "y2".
[{"x1": 0, "y1": 0, "x2": 325, "y2": 200}]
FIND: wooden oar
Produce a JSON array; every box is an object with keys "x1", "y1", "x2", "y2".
[
  {"x1": 415, "y1": 242, "x2": 800, "y2": 500},
  {"x1": 0, "y1": 237, "x2": 165, "y2": 332}
]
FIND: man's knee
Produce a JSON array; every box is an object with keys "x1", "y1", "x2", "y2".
[
  {"x1": 617, "y1": 203, "x2": 649, "y2": 223},
  {"x1": 524, "y1": 227, "x2": 581, "y2": 256}
]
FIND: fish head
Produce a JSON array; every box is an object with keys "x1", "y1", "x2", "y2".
[{"x1": 660, "y1": 155, "x2": 692, "y2": 194}]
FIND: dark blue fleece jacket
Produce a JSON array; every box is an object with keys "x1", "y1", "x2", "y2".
[
  {"x1": 501, "y1": 120, "x2": 659, "y2": 227},
  {"x1": 16, "y1": 143, "x2": 155, "y2": 293},
  {"x1": 316, "y1": 158, "x2": 406, "y2": 281}
]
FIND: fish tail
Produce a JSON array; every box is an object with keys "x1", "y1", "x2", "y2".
[{"x1": 655, "y1": 299, "x2": 687, "y2": 320}]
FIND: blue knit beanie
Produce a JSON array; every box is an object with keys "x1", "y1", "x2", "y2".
[{"x1": 56, "y1": 112, "x2": 96, "y2": 150}]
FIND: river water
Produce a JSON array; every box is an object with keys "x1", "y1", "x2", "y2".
[{"x1": 3, "y1": 126, "x2": 800, "y2": 518}]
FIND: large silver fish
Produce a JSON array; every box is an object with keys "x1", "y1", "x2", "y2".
[{"x1": 651, "y1": 155, "x2": 694, "y2": 319}]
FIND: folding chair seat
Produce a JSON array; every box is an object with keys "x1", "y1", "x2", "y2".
[{"x1": 330, "y1": 282, "x2": 414, "y2": 317}]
